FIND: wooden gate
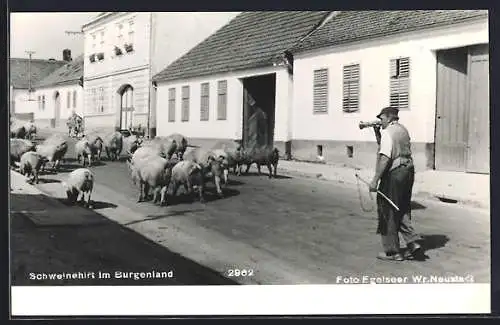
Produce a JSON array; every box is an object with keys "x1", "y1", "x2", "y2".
[
  {"x1": 466, "y1": 44, "x2": 489, "y2": 173},
  {"x1": 435, "y1": 47, "x2": 469, "y2": 171},
  {"x1": 435, "y1": 44, "x2": 489, "y2": 174}
]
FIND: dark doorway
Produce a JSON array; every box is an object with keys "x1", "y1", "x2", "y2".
[
  {"x1": 241, "y1": 73, "x2": 276, "y2": 150},
  {"x1": 54, "y1": 91, "x2": 61, "y2": 127}
]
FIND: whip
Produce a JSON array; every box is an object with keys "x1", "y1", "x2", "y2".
[
  {"x1": 354, "y1": 173, "x2": 400, "y2": 212},
  {"x1": 351, "y1": 165, "x2": 375, "y2": 212}
]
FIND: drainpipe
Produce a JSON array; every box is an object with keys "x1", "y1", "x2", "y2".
[{"x1": 147, "y1": 12, "x2": 155, "y2": 139}]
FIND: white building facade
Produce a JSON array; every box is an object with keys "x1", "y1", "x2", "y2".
[
  {"x1": 153, "y1": 11, "x2": 330, "y2": 155},
  {"x1": 155, "y1": 66, "x2": 293, "y2": 150},
  {"x1": 291, "y1": 13, "x2": 489, "y2": 172},
  {"x1": 82, "y1": 12, "x2": 239, "y2": 135},
  {"x1": 34, "y1": 84, "x2": 84, "y2": 128}
]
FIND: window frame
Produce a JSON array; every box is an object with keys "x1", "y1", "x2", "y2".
[
  {"x1": 389, "y1": 57, "x2": 410, "y2": 111},
  {"x1": 313, "y1": 68, "x2": 329, "y2": 114},
  {"x1": 217, "y1": 80, "x2": 227, "y2": 120},
  {"x1": 168, "y1": 88, "x2": 176, "y2": 122},
  {"x1": 181, "y1": 85, "x2": 190, "y2": 122},
  {"x1": 200, "y1": 82, "x2": 210, "y2": 121},
  {"x1": 342, "y1": 63, "x2": 361, "y2": 113}
]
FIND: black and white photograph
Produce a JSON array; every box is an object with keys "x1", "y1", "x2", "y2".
[{"x1": 9, "y1": 10, "x2": 491, "y2": 316}]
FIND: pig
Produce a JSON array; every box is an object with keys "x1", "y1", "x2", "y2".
[
  {"x1": 211, "y1": 149, "x2": 232, "y2": 185},
  {"x1": 36, "y1": 137, "x2": 68, "y2": 172},
  {"x1": 18, "y1": 151, "x2": 45, "y2": 184},
  {"x1": 239, "y1": 146, "x2": 280, "y2": 178},
  {"x1": 10, "y1": 138, "x2": 36, "y2": 164},
  {"x1": 131, "y1": 146, "x2": 162, "y2": 163},
  {"x1": 103, "y1": 131, "x2": 123, "y2": 161},
  {"x1": 75, "y1": 139, "x2": 93, "y2": 167},
  {"x1": 123, "y1": 134, "x2": 143, "y2": 158},
  {"x1": 85, "y1": 133, "x2": 104, "y2": 161},
  {"x1": 183, "y1": 147, "x2": 225, "y2": 198},
  {"x1": 10, "y1": 120, "x2": 27, "y2": 139},
  {"x1": 141, "y1": 137, "x2": 178, "y2": 159},
  {"x1": 211, "y1": 140, "x2": 243, "y2": 175},
  {"x1": 24, "y1": 121, "x2": 37, "y2": 140},
  {"x1": 165, "y1": 133, "x2": 189, "y2": 160},
  {"x1": 170, "y1": 160, "x2": 204, "y2": 203},
  {"x1": 61, "y1": 168, "x2": 94, "y2": 208},
  {"x1": 127, "y1": 154, "x2": 178, "y2": 204}
]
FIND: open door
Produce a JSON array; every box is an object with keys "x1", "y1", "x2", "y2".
[{"x1": 242, "y1": 74, "x2": 276, "y2": 151}]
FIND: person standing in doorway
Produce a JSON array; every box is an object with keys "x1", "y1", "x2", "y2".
[{"x1": 369, "y1": 106, "x2": 422, "y2": 261}]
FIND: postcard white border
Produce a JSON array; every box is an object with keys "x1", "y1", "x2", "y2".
[{"x1": 11, "y1": 284, "x2": 490, "y2": 316}]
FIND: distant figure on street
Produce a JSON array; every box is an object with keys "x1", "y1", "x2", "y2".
[{"x1": 369, "y1": 106, "x2": 422, "y2": 261}]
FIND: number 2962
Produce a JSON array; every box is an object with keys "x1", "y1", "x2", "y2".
[{"x1": 227, "y1": 269, "x2": 254, "y2": 277}]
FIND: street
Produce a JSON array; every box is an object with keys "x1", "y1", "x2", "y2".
[{"x1": 13, "y1": 132, "x2": 491, "y2": 285}]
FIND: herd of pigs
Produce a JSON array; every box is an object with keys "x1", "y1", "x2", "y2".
[{"x1": 10, "y1": 121, "x2": 281, "y2": 209}]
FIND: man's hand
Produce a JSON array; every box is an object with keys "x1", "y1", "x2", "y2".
[{"x1": 369, "y1": 179, "x2": 378, "y2": 192}]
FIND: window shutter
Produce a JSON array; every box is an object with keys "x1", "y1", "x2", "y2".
[
  {"x1": 200, "y1": 82, "x2": 209, "y2": 121},
  {"x1": 313, "y1": 69, "x2": 328, "y2": 114},
  {"x1": 389, "y1": 57, "x2": 410, "y2": 110},
  {"x1": 181, "y1": 86, "x2": 190, "y2": 122},
  {"x1": 342, "y1": 64, "x2": 360, "y2": 113},
  {"x1": 73, "y1": 90, "x2": 77, "y2": 108},
  {"x1": 168, "y1": 88, "x2": 176, "y2": 122},
  {"x1": 217, "y1": 80, "x2": 227, "y2": 120},
  {"x1": 67, "y1": 92, "x2": 71, "y2": 108}
]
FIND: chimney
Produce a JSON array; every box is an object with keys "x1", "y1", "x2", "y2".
[{"x1": 63, "y1": 49, "x2": 72, "y2": 62}]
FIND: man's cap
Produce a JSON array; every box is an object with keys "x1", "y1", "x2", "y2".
[{"x1": 376, "y1": 106, "x2": 399, "y2": 119}]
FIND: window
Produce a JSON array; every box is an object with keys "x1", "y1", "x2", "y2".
[
  {"x1": 67, "y1": 91, "x2": 71, "y2": 109},
  {"x1": 168, "y1": 88, "x2": 176, "y2": 122},
  {"x1": 100, "y1": 30, "x2": 105, "y2": 50},
  {"x1": 42, "y1": 95, "x2": 46, "y2": 110},
  {"x1": 217, "y1": 80, "x2": 227, "y2": 120},
  {"x1": 342, "y1": 64, "x2": 360, "y2": 113},
  {"x1": 91, "y1": 88, "x2": 97, "y2": 113},
  {"x1": 181, "y1": 86, "x2": 190, "y2": 122},
  {"x1": 200, "y1": 82, "x2": 209, "y2": 121},
  {"x1": 313, "y1": 68, "x2": 328, "y2": 114},
  {"x1": 98, "y1": 87, "x2": 105, "y2": 113},
  {"x1": 121, "y1": 86, "x2": 134, "y2": 112},
  {"x1": 128, "y1": 20, "x2": 135, "y2": 45},
  {"x1": 73, "y1": 90, "x2": 77, "y2": 108},
  {"x1": 38, "y1": 95, "x2": 41, "y2": 110},
  {"x1": 117, "y1": 23, "x2": 123, "y2": 44},
  {"x1": 389, "y1": 57, "x2": 410, "y2": 110},
  {"x1": 91, "y1": 34, "x2": 96, "y2": 50}
]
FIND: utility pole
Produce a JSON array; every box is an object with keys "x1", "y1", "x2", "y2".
[{"x1": 25, "y1": 50, "x2": 35, "y2": 100}]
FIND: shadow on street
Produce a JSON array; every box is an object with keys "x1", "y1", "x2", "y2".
[
  {"x1": 407, "y1": 234, "x2": 450, "y2": 262},
  {"x1": 10, "y1": 192, "x2": 239, "y2": 286}
]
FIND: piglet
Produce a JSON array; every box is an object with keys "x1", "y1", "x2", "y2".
[{"x1": 61, "y1": 168, "x2": 94, "y2": 208}]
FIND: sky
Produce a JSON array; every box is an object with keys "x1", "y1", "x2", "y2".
[{"x1": 10, "y1": 13, "x2": 97, "y2": 60}]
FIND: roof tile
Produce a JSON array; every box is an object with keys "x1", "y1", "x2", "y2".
[
  {"x1": 152, "y1": 11, "x2": 329, "y2": 83},
  {"x1": 10, "y1": 58, "x2": 67, "y2": 89},
  {"x1": 291, "y1": 10, "x2": 488, "y2": 54},
  {"x1": 35, "y1": 55, "x2": 84, "y2": 88}
]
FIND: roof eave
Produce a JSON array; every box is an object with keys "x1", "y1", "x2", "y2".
[
  {"x1": 36, "y1": 79, "x2": 81, "y2": 89},
  {"x1": 154, "y1": 61, "x2": 283, "y2": 84}
]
